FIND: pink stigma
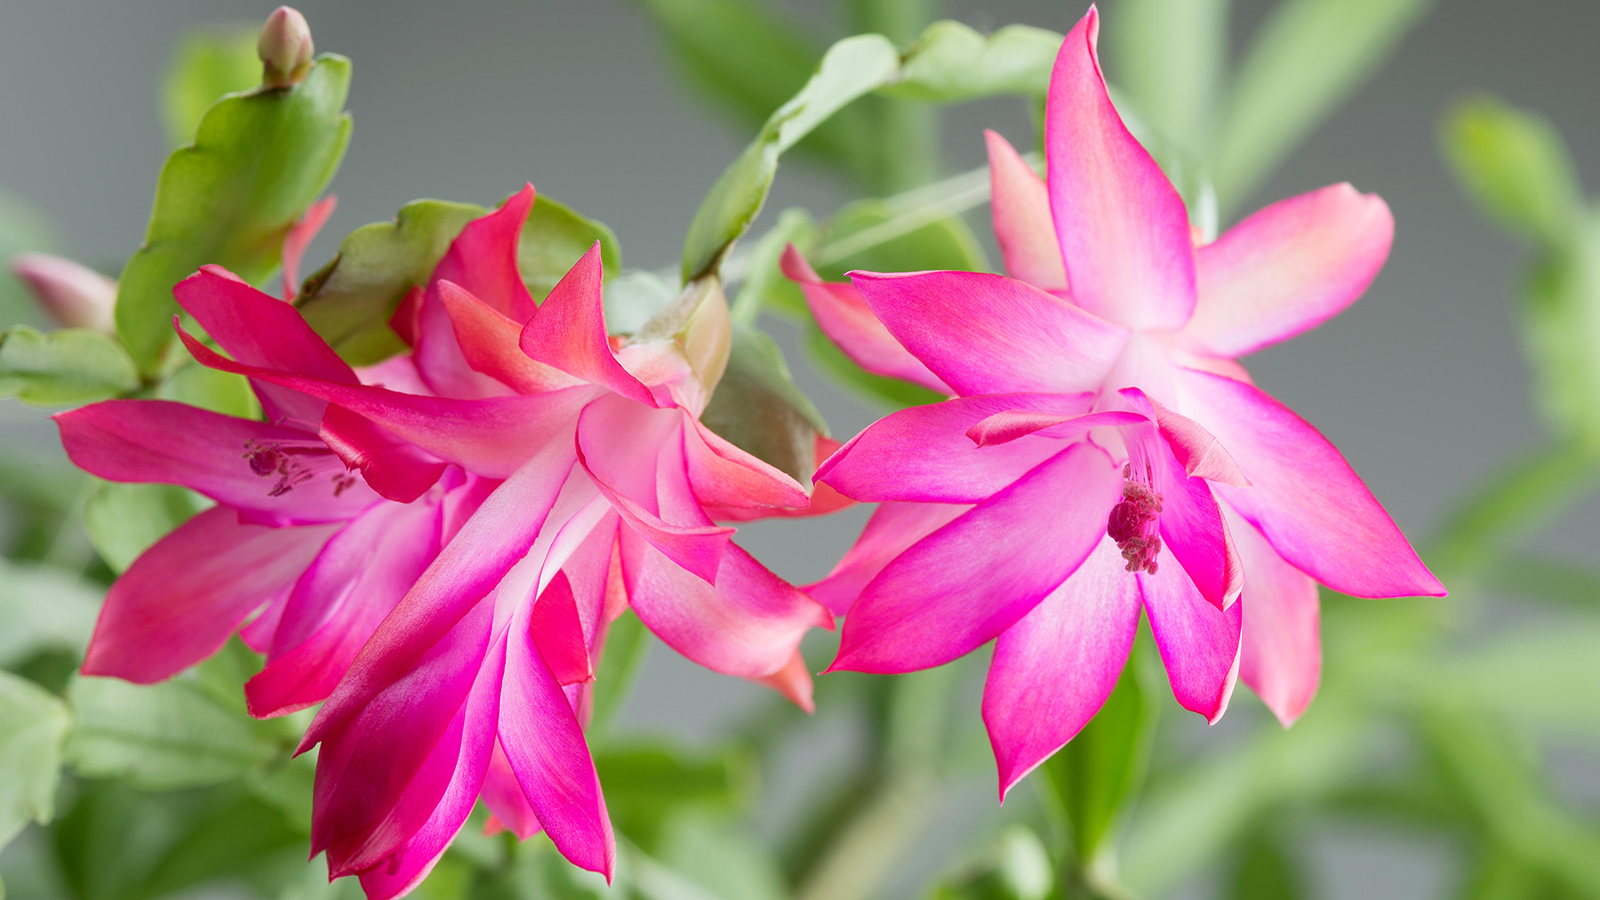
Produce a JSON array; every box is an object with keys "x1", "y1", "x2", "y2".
[{"x1": 1107, "y1": 464, "x2": 1163, "y2": 574}]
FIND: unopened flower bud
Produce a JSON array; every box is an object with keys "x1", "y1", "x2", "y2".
[
  {"x1": 258, "y1": 7, "x2": 314, "y2": 89},
  {"x1": 11, "y1": 252, "x2": 117, "y2": 334}
]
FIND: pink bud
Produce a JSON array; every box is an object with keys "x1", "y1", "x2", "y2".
[
  {"x1": 258, "y1": 7, "x2": 314, "y2": 89},
  {"x1": 11, "y1": 253, "x2": 117, "y2": 334}
]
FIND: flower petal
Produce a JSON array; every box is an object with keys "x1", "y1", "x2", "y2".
[
  {"x1": 437, "y1": 279, "x2": 582, "y2": 394},
  {"x1": 966, "y1": 409, "x2": 1147, "y2": 448},
  {"x1": 521, "y1": 243, "x2": 655, "y2": 406},
  {"x1": 82, "y1": 507, "x2": 337, "y2": 683},
  {"x1": 1224, "y1": 502, "x2": 1321, "y2": 727},
  {"x1": 56, "y1": 399, "x2": 377, "y2": 525},
  {"x1": 1152, "y1": 437, "x2": 1244, "y2": 610},
  {"x1": 282, "y1": 195, "x2": 337, "y2": 301},
  {"x1": 320, "y1": 404, "x2": 448, "y2": 503},
  {"x1": 780, "y1": 246, "x2": 952, "y2": 395},
  {"x1": 849, "y1": 270, "x2": 1128, "y2": 395},
  {"x1": 804, "y1": 501, "x2": 971, "y2": 617},
  {"x1": 1045, "y1": 8, "x2": 1195, "y2": 330},
  {"x1": 985, "y1": 130, "x2": 1066, "y2": 293},
  {"x1": 530, "y1": 572, "x2": 594, "y2": 686},
  {"x1": 831, "y1": 442, "x2": 1122, "y2": 674},
  {"x1": 1138, "y1": 560, "x2": 1241, "y2": 722},
  {"x1": 752, "y1": 651, "x2": 815, "y2": 713},
  {"x1": 620, "y1": 528, "x2": 830, "y2": 678},
  {"x1": 1149, "y1": 398, "x2": 1248, "y2": 487},
  {"x1": 983, "y1": 538, "x2": 1140, "y2": 798},
  {"x1": 817, "y1": 393, "x2": 1092, "y2": 503},
  {"x1": 499, "y1": 595, "x2": 615, "y2": 879},
  {"x1": 246, "y1": 497, "x2": 445, "y2": 718},
  {"x1": 1175, "y1": 367, "x2": 1445, "y2": 598},
  {"x1": 1184, "y1": 184, "x2": 1393, "y2": 357},
  {"x1": 682, "y1": 413, "x2": 809, "y2": 510},
  {"x1": 481, "y1": 742, "x2": 543, "y2": 840}
]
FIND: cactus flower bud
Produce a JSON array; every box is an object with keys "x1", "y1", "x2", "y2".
[
  {"x1": 258, "y1": 6, "x2": 314, "y2": 89},
  {"x1": 11, "y1": 252, "x2": 117, "y2": 334}
]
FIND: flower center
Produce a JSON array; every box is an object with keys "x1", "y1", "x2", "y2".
[
  {"x1": 1106, "y1": 463, "x2": 1163, "y2": 574},
  {"x1": 243, "y1": 440, "x2": 357, "y2": 497}
]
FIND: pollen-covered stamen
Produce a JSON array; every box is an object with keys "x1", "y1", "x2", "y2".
[
  {"x1": 242, "y1": 439, "x2": 318, "y2": 497},
  {"x1": 1107, "y1": 462, "x2": 1163, "y2": 574}
]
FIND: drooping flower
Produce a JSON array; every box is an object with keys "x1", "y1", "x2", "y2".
[
  {"x1": 168, "y1": 185, "x2": 832, "y2": 893},
  {"x1": 795, "y1": 4, "x2": 1445, "y2": 797}
]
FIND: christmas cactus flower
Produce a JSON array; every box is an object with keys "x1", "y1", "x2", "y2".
[
  {"x1": 165, "y1": 185, "x2": 831, "y2": 892},
  {"x1": 799, "y1": 5, "x2": 1445, "y2": 797}
]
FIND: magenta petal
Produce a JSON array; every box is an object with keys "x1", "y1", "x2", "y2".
[
  {"x1": 817, "y1": 393, "x2": 1092, "y2": 503},
  {"x1": 1138, "y1": 560, "x2": 1241, "y2": 722},
  {"x1": 804, "y1": 501, "x2": 970, "y2": 617},
  {"x1": 1224, "y1": 502, "x2": 1321, "y2": 726},
  {"x1": 56, "y1": 399, "x2": 378, "y2": 524},
  {"x1": 481, "y1": 743, "x2": 543, "y2": 840},
  {"x1": 180, "y1": 327, "x2": 594, "y2": 478},
  {"x1": 849, "y1": 270, "x2": 1128, "y2": 396},
  {"x1": 1045, "y1": 8, "x2": 1196, "y2": 331},
  {"x1": 1153, "y1": 441, "x2": 1243, "y2": 610},
  {"x1": 621, "y1": 528, "x2": 830, "y2": 678},
  {"x1": 246, "y1": 498, "x2": 444, "y2": 717},
  {"x1": 966, "y1": 409, "x2": 1147, "y2": 448},
  {"x1": 1175, "y1": 368, "x2": 1445, "y2": 598},
  {"x1": 983, "y1": 538, "x2": 1140, "y2": 798},
  {"x1": 499, "y1": 595, "x2": 615, "y2": 878},
  {"x1": 521, "y1": 244, "x2": 654, "y2": 406},
  {"x1": 832, "y1": 442, "x2": 1122, "y2": 674},
  {"x1": 315, "y1": 600, "x2": 495, "y2": 872},
  {"x1": 1150, "y1": 398, "x2": 1248, "y2": 487},
  {"x1": 1185, "y1": 184, "x2": 1393, "y2": 358},
  {"x1": 352, "y1": 629, "x2": 506, "y2": 900},
  {"x1": 82, "y1": 507, "x2": 337, "y2": 683},
  {"x1": 530, "y1": 572, "x2": 594, "y2": 686},
  {"x1": 434, "y1": 185, "x2": 538, "y2": 322},
  {"x1": 320, "y1": 404, "x2": 448, "y2": 503},
  {"x1": 682, "y1": 414, "x2": 809, "y2": 511},
  {"x1": 985, "y1": 130, "x2": 1067, "y2": 293},
  {"x1": 437, "y1": 280, "x2": 583, "y2": 394},
  {"x1": 780, "y1": 246, "x2": 953, "y2": 395},
  {"x1": 304, "y1": 436, "x2": 577, "y2": 754},
  {"x1": 282, "y1": 195, "x2": 337, "y2": 301}
]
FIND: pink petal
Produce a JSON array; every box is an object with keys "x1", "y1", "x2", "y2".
[
  {"x1": 982, "y1": 538, "x2": 1140, "y2": 798},
  {"x1": 620, "y1": 528, "x2": 830, "y2": 678},
  {"x1": 849, "y1": 270, "x2": 1128, "y2": 395},
  {"x1": 1150, "y1": 433, "x2": 1244, "y2": 610},
  {"x1": 804, "y1": 501, "x2": 971, "y2": 617},
  {"x1": 82, "y1": 507, "x2": 337, "y2": 683},
  {"x1": 315, "y1": 600, "x2": 496, "y2": 874},
  {"x1": 1224, "y1": 502, "x2": 1321, "y2": 726},
  {"x1": 780, "y1": 246, "x2": 952, "y2": 395},
  {"x1": 282, "y1": 195, "x2": 337, "y2": 301},
  {"x1": 480, "y1": 743, "x2": 543, "y2": 840},
  {"x1": 352, "y1": 628, "x2": 507, "y2": 900},
  {"x1": 1138, "y1": 561, "x2": 1241, "y2": 722},
  {"x1": 437, "y1": 279, "x2": 583, "y2": 393},
  {"x1": 320, "y1": 404, "x2": 448, "y2": 503},
  {"x1": 831, "y1": 443, "x2": 1122, "y2": 674},
  {"x1": 576, "y1": 396, "x2": 731, "y2": 583},
  {"x1": 246, "y1": 497, "x2": 445, "y2": 718},
  {"x1": 11, "y1": 252, "x2": 117, "y2": 333},
  {"x1": 1175, "y1": 368, "x2": 1445, "y2": 598},
  {"x1": 985, "y1": 131, "x2": 1066, "y2": 293},
  {"x1": 817, "y1": 393, "x2": 1093, "y2": 503},
  {"x1": 966, "y1": 409, "x2": 1147, "y2": 448},
  {"x1": 1149, "y1": 397, "x2": 1249, "y2": 487},
  {"x1": 56, "y1": 399, "x2": 378, "y2": 525},
  {"x1": 180, "y1": 326, "x2": 595, "y2": 479},
  {"x1": 530, "y1": 572, "x2": 595, "y2": 686},
  {"x1": 1183, "y1": 184, "x2": 1393, "y2": 357},
  {"x1": 1045, "y1": 8, "x2": 1195, "y2": 331},
  {"x1": 682, "y1": 414, "x2": 809, "y2": 510},
  {"x1": 303, "y1": 436, "x2": 578, "y2": 754},
  {"x1": 753, "y1": 651, "x2": 815, "y2": 713},
  {"x1": 520, "y1": 244, "x2": 654, "y2": 406},
  {"x1": 559, "y1": 513, "x2": 621, "y2": 649},
  {"x1": 174, "y1": 266, "x2": 356, "y2": 427},
  {"x1": 498, "y1": 595, "x2": 615, "y2": 878}
]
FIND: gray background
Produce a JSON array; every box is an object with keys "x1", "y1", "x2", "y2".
[{"x1": 1, "y1": 0, "x2": 1597, "y2": 897}]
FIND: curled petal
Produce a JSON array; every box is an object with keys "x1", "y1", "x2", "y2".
[
  {"x1": 753, "y1": 651, "x2": 815, "y2": 713},
  {"x1": 1184, "y1": 184, "x2": 1393, "y2": 357},
  {"x1": 320, "y1": 404, "x2": 448, "y2": 503},
  {"x1": 437, "y1": 280, "x2": 581, "y2": 394},
  {"x1": 682, "y1": 414, "x2": 809, "y2": 511},
  {"x1": 1045, "y1": 8, "x2": 1196, "y2": 330},
  {"x1": 530, "y1": 572, "x2": 595, "y2": 686},
  {"x1": 521, "y1": 244, "x2": 655, "y2": 406},
  {"x1": 1138, "y1": 561, "x2": 1241, "y2": 722}
]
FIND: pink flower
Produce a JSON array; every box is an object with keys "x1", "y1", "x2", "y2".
[
  {"x1": 798, "y1": 5, "x2": 1444, "y2": 798},
  {"x1": 12, "y1": 252, "x2": 118, "y2": 333},
  {"x1": 167, "y1": 185, "x2": 831, "y2": 892}
]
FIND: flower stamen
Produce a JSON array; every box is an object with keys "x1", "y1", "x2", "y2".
[{"x1": 1107, "y1": 462, "x2": 1163, "y2": 574}]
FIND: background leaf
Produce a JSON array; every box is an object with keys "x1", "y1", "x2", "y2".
[
  {"x1": 1441, "y1": 95, "x2": 1583, "y2": 246},
  {"x1": 1106, "y1": 0, "x2": 1227, "y2": 159},
  {"x1": 0, "y1": 327, "x2": 140, "y2": 405},
  {"x1": 116, "y1": 56, "x2": 352, "y2": 374},
  {"x1": 0, "y1": 671, "x2": 71, "y2": 849},
  {"x1": 0, "y1": 559, "x2": 102, "y2": 670},
  {"x1": 884, "y1": 22, "x2": 1060, "y2": 103},
  {"x1": 82, "y1": 482, "x2": 207, "y2": 574},
  {"x1": 160, "y1": 26, "x2": 261, "y2": 148}
]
